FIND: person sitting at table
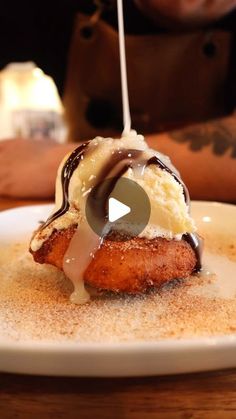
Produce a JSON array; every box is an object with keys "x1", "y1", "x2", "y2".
[{"x1": 0, "y1": 0, "x2": 236, "y2": 201}]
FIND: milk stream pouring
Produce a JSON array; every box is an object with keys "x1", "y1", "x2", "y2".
[{"x1": 0, "y1": 62, "x2": 67, "y2": 142}]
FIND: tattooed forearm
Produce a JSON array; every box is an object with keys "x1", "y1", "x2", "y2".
[{"x1": 170, "y1": 116, "x2": 236, "y2": 158}]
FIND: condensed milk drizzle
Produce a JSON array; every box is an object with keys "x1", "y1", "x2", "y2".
[
  {"x1": 38, "y1": 0, "x2": 202, "y2": 304},
  {"x1": 117, "y1": 0, "x2": 131, "y2": 135}
]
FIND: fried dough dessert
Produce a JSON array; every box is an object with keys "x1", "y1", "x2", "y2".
[
  {"x1": 32, "y1": 226, "x2": 197, "y2": 293},
  {"x1": 30, "y1": 132, "x2": 202, "y2": 303}
]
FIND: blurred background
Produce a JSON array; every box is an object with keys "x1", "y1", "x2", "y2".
[
  {"x1": 1, "y1": 0, "x2": 236, "y2": 140},
  {"x1": 0, "y1": 0, "x2": 235, "y2": 201}
]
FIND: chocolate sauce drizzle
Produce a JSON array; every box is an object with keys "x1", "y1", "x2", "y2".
[
  {"x1": 43, "y1": 142, "x2": 89, "y2": 228},
  {"x1": 42, "y1": 141, "x2": 202, "y2": 271},
  {"x1": 146, "y1": 156, "x2": 202, "y2": 272},
  {"x1": 183, "y1": 232, "x2": 203, "y2": 273},
  {"x1": 88, "y1": 149, "x2": 143, "y2": 221},
  {"x1": 96, "y1": 149, "x2": 143, "y2": 184}
]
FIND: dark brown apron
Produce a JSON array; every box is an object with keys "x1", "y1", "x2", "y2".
[{"x1": 63, "y1": 13, "x2": 233, "y2": 141}]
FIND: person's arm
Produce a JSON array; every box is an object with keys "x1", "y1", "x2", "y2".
[
  {"x1": 0, "y1": 139, "x2": 76, "y2": 199},
  {"x1": 147, "y1": 115, "x2": 236, "y2": 202},
  {"x1": 0, "y1": 115, "x2": 236, "y2": 201}
]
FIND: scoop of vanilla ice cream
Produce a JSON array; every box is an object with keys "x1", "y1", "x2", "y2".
[
  {"x1": 31, "y1": 131, "x2": 195, "y2": 252},
  {"x1": 125, "y1": 165, "x2": 194, "y2": 240}
]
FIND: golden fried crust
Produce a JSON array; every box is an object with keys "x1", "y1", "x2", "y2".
[
  {"x1": 30, "y1": 225, "x2": 77, "y2": 268},
  {"x1": 30, "y1": 227, "x2": 197, "y2": 293}
]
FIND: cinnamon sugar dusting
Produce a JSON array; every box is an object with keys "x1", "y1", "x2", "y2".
[{"x1": 0, "y1": 232, "x2": 236, "y2": 343}]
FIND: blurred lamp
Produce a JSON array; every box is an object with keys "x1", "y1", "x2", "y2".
[{"x1": 0, "y1": 62, "x2": 67, "y2": 142}]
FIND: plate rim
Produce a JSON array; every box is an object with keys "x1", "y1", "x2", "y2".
[{"x1": 0, "y1": 333, "x2": 236, "y2": 353}]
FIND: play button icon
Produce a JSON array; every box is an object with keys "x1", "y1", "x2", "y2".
[
  {"x1": 108, "y1": 198, "x2": 131, "y2": 222},
  {"x1": 85, "y1": 177, "x2": 151, "y2": 241}
]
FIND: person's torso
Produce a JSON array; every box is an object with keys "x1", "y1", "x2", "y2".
[{"x1": 63, "y1": 5, "x2": 236, "y2": 140}]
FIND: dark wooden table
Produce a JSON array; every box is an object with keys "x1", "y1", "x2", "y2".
[{"x1": 0, "y1": 198, "x2": 236, "y2": 419}]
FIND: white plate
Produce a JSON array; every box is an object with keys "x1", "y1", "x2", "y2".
[{"x1": 0, "y1": 201, "x2": 235, "y2": 377}]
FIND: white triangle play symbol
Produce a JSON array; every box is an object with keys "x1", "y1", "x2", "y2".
[{"x1": 108, "y1": 197, "x2": 131, "y2": 222}]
